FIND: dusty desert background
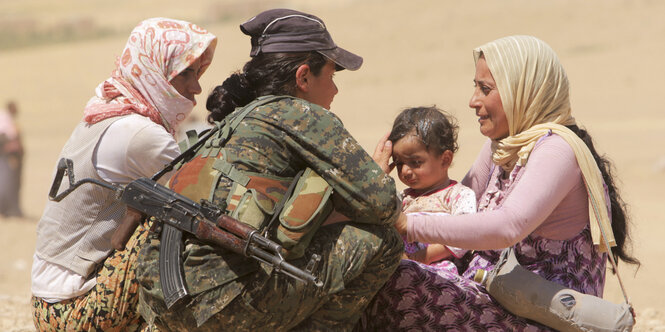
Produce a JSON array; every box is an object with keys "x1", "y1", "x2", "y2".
[{"x1": 1, "y1": 0, "x2": 664, "y2": 330}]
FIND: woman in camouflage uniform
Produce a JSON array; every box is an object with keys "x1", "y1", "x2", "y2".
[{"x1": 137, "y1": 9, "x2": 403, "y2": 331}]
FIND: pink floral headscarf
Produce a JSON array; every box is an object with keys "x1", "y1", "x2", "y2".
[{"x1": 83, "y1": 17, "x2": 217, "y2": 135}]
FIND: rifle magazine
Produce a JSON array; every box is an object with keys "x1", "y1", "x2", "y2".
[{"x1": 159, "y1": 224, "x2": 189, "y2": 309}]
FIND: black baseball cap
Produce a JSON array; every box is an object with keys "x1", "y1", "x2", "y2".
[{"x1": 240, "y1": 9, "x2": 363, "y2": 71}]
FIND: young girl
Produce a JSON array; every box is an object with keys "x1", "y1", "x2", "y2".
[{"x1": 389, "y1": 106, "x2": 476, "y2": 272}]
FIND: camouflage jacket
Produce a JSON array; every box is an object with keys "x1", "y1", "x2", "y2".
[{"x1": 141, "y1": 96, "x2": 399, "y2": 325}]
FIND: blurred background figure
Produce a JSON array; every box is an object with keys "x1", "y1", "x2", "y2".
[{"x1": 0, "y1": 100, "x2": 24, "y2": 218}]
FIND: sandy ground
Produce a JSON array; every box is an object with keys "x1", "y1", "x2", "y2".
[{"x1": 1, "y1": 0, "x2": 664, "y2": 330}]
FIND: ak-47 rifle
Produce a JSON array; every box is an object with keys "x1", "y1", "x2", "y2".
[{"x1": 48, "y1": 157, "x2": 323, "y2": 309}]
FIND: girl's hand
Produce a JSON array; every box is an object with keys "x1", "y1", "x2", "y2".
[
  {"x1": 408, "y1": 245, "x2": 452, "y2": 265},
  {"x1": 407, "y1": 248, "x2": 428, "y2": 264},
  {"x1": 372, "y1": 132, "x2": 395, "y2": 174}
]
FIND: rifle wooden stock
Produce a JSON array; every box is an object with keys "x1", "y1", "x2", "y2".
[
  {"x1": 195, "y1": 218, "x2": 247, "y2": 255},
  {"x1": 111, "y1": 207, "x2": 145, "y2": 250},
  {"x1": 216, "y1": 214, "x2": 282, "y2": 253},
  {"x1": 215, "y1": 214, "x2": 255, "y2": 239}
]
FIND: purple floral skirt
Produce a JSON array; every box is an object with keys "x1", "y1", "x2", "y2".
[{"x1": 359, "y1": 227, "x2": 606, "y2": 331}]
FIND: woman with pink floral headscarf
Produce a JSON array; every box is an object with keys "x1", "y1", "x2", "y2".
[{"x1": 31, "y1": 17, "x2": 216, "y2": 331}]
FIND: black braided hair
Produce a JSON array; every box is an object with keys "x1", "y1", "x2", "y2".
[
  {"x1": 566, "y1": 124, "x2": 640, "y2": 270},
  {"x1": 206, "y1": 52, "x2": 327, "y2": 123}
]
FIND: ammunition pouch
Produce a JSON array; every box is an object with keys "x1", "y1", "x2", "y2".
[
  {"x1": 276, "y1": 168, "x2": 333, "y2": 259},
  {"x1": 225, "y1": 167, "x2": 333, "y2": 259}
]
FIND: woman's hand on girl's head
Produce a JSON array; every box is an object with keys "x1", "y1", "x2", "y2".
[{"x1": 373, "y1": 131, "x2": 395, "y2": 174}]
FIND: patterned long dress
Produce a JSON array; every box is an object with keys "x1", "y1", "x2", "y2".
[{"x1": 359, "y1": 162, "x2": 607, "y2": 331}]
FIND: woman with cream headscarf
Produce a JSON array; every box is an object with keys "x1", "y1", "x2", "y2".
[
  {"x1": 31, "y1": 17, "x2": 216, "y2": 331},
  {"x1": 363, "y1": 35, "x2": 638, "y2": 330}
]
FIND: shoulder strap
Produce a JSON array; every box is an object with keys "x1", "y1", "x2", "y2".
[
  {"x1": 152, "y1": 95, "x2": 291, "y2": 181},
  {"x1": 220, "y1": 95, "x2": 289, "y2": 142},
  {"x1": 151, "y1": 123, "x2": 223, "y2": 181},
  {"x1": 207, "y1": 95, "x2": 291, "y2": 187},
  {"x1": 600, "y1": 218, "x2": 634, "y2": 315},
  {"x1": 177, "y1": 129, "x2": 200, "y2": 152}
]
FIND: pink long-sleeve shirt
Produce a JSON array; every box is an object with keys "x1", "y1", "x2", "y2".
[{"x1": 407, "y1": 134, "x2": 589, "y2": 250}]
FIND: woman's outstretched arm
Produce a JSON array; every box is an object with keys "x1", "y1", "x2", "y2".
[{"x1": 408, "y1": 135, "x2": 588, "y2": 250}]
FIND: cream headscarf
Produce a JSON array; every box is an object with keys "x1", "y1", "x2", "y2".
[
  {"x1": 474, "y1": 35, "x2": 615, "y2": 252},
  {"x1": 83, "y1": 17, "x2": 217, "y2": 135}
]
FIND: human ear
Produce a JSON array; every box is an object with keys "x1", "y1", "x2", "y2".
[
  {"x1": 441, "y1": 150, "x2": 453, "y2": 168},
  {"x1": 295, "y1": 64, "x2": 311, "y2": 93}
]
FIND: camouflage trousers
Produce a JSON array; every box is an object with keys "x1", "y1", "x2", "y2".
[
  {"x1": 32, "y1": 219, "x2": 152, "y2": 332},
  {"x1": 139, "y1": 222, "x2": 403, "y2": 331}
]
